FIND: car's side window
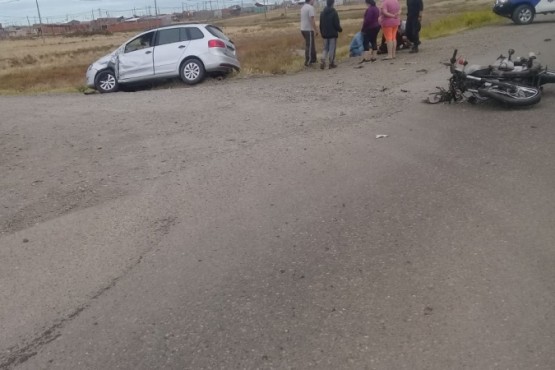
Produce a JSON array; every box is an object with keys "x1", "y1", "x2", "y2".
[
  {"x1": 180, "y1": 28, "x2": 190, "y2": 42},
  {"x1": 187, "y1": 27, "x2": 205, "y2": 41},
  {"x1": 156, "y1": 29, "x2": 181, "y2": 46},
  {"x1": 125, "y1": 32, "x2": 155, "y2": 53}
]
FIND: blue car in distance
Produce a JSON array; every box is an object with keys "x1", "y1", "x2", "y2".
[{"x1": 493, "y1": 0, "x2": 555, "y2": 24}]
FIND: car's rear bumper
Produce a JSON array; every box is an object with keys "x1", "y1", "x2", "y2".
[
  {"x1": 218, "y1": 63, "x2": 241, "y2": 72},
  {"x1": 201, "y1": 51, "x2": 241, "y2": 73}
]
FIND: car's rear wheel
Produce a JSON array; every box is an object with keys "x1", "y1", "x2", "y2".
[
  {"x1": 180, "y1": 59, "x2": 205, "y2": 85},
  {"x1": 512, "y1": 5, "x2": 534, "y2": 25},
  {"x1": 94, "y1": 70, "x2": 119, "y2": 93}
]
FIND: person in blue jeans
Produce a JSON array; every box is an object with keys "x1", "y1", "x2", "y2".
[
  {"x1": 319, "y1": 0, "x2": 343, "y2": 69},
  {"x1": 349, "y1": 32, "x2": 364, "y2": 57}
]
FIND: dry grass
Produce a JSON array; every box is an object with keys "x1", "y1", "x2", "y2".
[{"x1": 0, "y1": 0, "x2": 495, "y2": 94}]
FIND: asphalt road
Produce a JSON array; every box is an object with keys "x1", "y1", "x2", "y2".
[{"x1": 1, "y1": 18, "x2": 554, "y2": 369}]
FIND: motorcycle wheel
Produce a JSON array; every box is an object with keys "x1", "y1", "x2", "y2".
[{"x1": 478, "y1": 84, "x2": 541, "y2": 107}]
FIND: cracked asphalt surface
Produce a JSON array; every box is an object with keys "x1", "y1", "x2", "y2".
[{"x1": 1, "y1": 19, "x2": 555, "y2": 369}]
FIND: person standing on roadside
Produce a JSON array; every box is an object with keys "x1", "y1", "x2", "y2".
[
  {"x1": 319, "y1": 0, "x2": 342, "y2": 69},
  {"x1": 360, "y1": 0, "x2": 380, "y2": 64},
  {"x1": 379, "y1": 0, "x2": 401, "y2": 60},
  {"x1": 301, "y1": 0, "x2": 318, "y2": 67},
  {"x1": 406, "y1": 0, "x2": 423, "y2": 53}
]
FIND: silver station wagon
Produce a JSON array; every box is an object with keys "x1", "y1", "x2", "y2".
[{"x1": 86, "y1": 24, "x2": 240, "y2": 93}]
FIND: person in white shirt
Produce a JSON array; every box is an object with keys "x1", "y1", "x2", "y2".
[{"x1": 300, "y1": 0, "x2": 318, "y2": 66}]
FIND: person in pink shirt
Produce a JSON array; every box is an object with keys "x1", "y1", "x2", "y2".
[{"x1": 379, "y1": 0, "x2": 401, "y2": 60}]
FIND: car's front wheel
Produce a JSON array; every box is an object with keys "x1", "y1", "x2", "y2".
[
  {"x1": 180, "y1": 59, "x2": 205, "y2": 85},
  {"x1": 512, "y1": 4, "x2": 535, "y2": 25},
  {"x1": 94, "y1": 70, "x2": 119, "y2": 93}
]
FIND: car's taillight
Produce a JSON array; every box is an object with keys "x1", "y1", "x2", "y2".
[{"x1": 208, "y1": 39, "x2": 226, "y2": 48}]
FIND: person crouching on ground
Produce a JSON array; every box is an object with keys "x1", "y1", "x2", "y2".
[
  {"x1": 360, "y1": 0, "x2": 380, "y2": 63},
  {"x1": 300, "y1": 0, "x2": 319, "y2": 67},
  {"x1": 349, "y1": 32, "x2": 365, "y2": 57},
  {"x1": 319, "y1": 0, "x2": 343, "y2": 69}
]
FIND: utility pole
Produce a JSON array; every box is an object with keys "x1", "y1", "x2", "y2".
[
  {"x1": 154, "y1": 0, "x2": 159, "y2": 15},
  {"x1": 35, "y1": 0, "x2": 45, "y2": 43},
  {"x1": 35, "y1": 0, "x2": 43, "y2": 25}
]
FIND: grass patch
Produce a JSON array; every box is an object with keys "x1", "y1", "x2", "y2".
[
  {"x1": 0, "y1": 64, "x2": 88, "y2": 93},
  {"x1": 236, "y1": 30, "x2": 304, "y2": 74},
  {"x1": 421, "y1": 8, "x2": 503, "y2": 39}
]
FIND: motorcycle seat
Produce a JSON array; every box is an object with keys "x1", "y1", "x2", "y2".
[{"x1": 465, "y1": 65, "x2": 492, "y2": 77}]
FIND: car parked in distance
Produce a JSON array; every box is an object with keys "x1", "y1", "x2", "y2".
[
  {"x1": 86, "y1": 23, "x2": 240, "y2": 93},
  {"x1": 493, "y1": 0, "x2": 555, "y2": 25}
]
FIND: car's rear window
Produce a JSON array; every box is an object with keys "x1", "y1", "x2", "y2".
[
  {"x1": 187, "y1": 27, "x2": 205, "y2": 40},
  {"x1": 206, "y1": 25, "x2": 230, "y2": 42}
]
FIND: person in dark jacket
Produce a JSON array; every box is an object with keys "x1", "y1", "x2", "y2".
[
  {"x1": 406, "y1": 0, "x2": 423, "y2": 53},
  {"x1": 319, "y1": 0, "x2": 342, "y2": 69}
]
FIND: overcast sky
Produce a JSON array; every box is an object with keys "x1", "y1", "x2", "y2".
[{"x1": 0, "y1": 0, "x2": 250, "y2": 25}]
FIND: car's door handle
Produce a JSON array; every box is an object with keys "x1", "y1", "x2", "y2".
[
  {"x1": 178, "y1": 45, "x2": 186, "y2": 49},
  {"x1": 145, "y1": 50, "x2": 152, "y2": 54}
]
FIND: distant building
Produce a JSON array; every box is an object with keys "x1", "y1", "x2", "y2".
[
  {"x1": 38, "y1": 21, "x2": 89, "y2": 36},
  {"x1": 97, "y1": 15, "x2": 171, "y2": 33},
  {"x1": 4, "y1": 26, "x2": 35, "y2": 38}
]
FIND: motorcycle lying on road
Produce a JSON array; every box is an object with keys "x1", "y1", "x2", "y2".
[
  {"x1": 489, "y1": 49, "x2": 555, "y2": 88},
  {"x1": 427, "y1": 49, "x2": 542, "y2": 107}
]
